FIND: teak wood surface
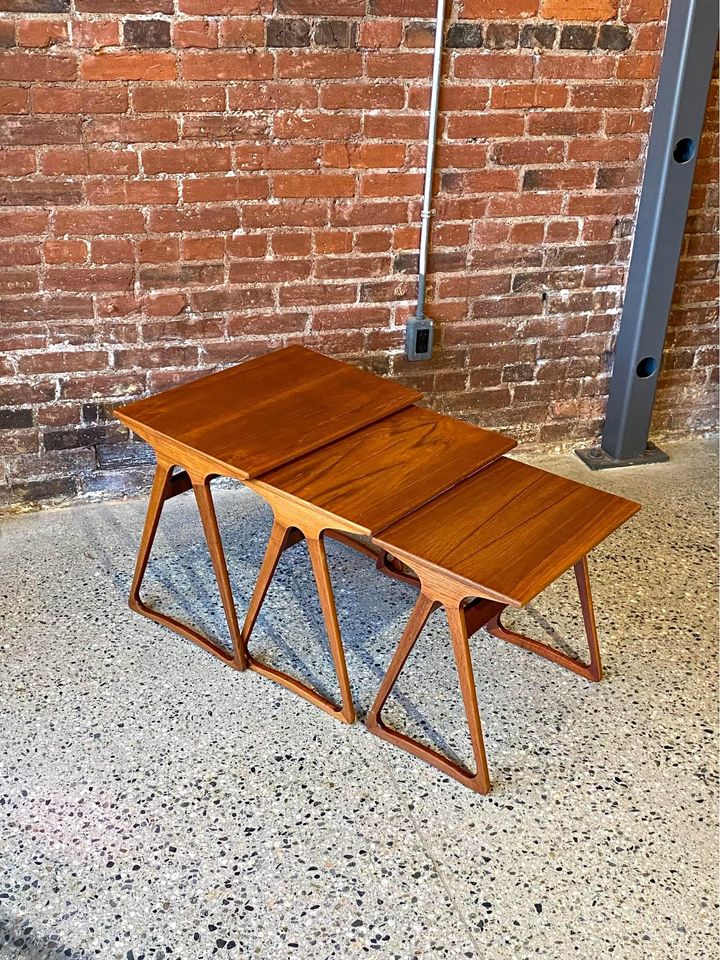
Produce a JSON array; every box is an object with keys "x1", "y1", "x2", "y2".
[
  {"x1": 253, "y1": 405, "x2": 517, "y2": 537},
  {"x1": 115, "y1": 345, "x2": 422, "y2": 480},
  {"x1": 372, "y1": 456, "x2": 640, "y2": 608}
]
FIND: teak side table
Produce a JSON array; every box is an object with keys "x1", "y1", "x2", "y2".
[
  {"x1": 115, "y1": 346, "x2": 421, "y2": 679},
  {"x1": 368, "y1": 456, "x2": 640, "y2": 793},
  {"x1": 242, "y1": 404, "x2": 516, "y2": 721}
]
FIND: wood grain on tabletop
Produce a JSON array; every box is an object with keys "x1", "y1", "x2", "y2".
[
  {"x1": 373, "y1": 456, "x2": 641, "y2": 607},
  {"x1": 114, "y1": 345, "x2": 422, "y2": 479},
  {"x1": 256, "y1": 405, "x2": 517, "y2": 535}
]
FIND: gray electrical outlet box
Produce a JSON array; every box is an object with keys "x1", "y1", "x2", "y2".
[{"x1": 405, "y1": 317, "x2": 434, "y2": 362}]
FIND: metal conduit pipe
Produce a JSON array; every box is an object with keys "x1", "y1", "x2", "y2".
[{"x1": 404, "y1": 0, "x2": 446, "y2": 362}]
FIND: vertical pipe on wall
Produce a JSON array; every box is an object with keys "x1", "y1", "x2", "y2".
[{"x1": 404, "y1": 0, "x2": 446, "y2": 361}]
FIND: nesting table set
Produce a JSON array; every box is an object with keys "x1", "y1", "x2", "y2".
[{"x1": 116, "y1": 346, "x2": 639, "y2": 794}]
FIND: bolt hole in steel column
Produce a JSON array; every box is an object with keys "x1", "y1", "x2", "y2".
[
  {"x1": 672, "y1": 137, "x2": 696, "y2": 163},
  {"x1": 636, "y1": 356, "x2": 658, "y2": 379}
]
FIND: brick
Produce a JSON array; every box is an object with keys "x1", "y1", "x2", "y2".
[
  {"x1": 559, "y1": 25, "x2": 597, "y2": 49},
  {"x1": 73, "y1": 20, "x2": 120, "y2": 48},
  {"x1": 0, "y1": 148, "x2": 35, "y2": 175},
  {"x1": 491, "y1": 83, "x2": 567, "y2": 109},
  {"x1": 545, "y1": 0, "x2": 618, "y2": 13},
  {"x1": 174, "y1": 18, "x2": 218, "y2": 47},
  {"x1": 234, "y1": 143, "x2": 320, "y2": 170},
  {"x1": 178, "y1": 0, "x2": 262, "y2": 11},
  {"x1": 0, "y1": 179, "x2": 82, "y2": 205},
  {"x1": 132, "y1": 84, "x2": 223, "y2": 112},
  {"x1": 148, "y1": 205, "x2": 238, "y2": 231},
  {"x1": 0, "y1": 240, "x2": 39, "y2": 264},
  {"x1": 183, "y1": 236, "x2": 225, "y2": 260},
  {"x1": 16, "y1": 19, "x2": 68, "y2": 47},
  {"x1": 279, "y1": 0, "x2": 363, "y2": 12},
  {"x1": 44, "y1": 239, "x2": 88, "y2": 264},
  {"x1": 360, "y1": 172, "x2": 423, "y2": 197},
  {"x1": 54, "y1": 208, "x2": 145, "y2": 236},
  {"x1": 404, "y1": 21, "x2": 434, "y2": 48},
  {"x1": 267, "y1": 18, "x2": 309, "y2": 47},
  {"x1": 598, "y1": 23, "x2": 632, "y2": 50},
  {"x1": 76, "y1": 0, "x2": 172, "y2": 10},
  {"x1": 142, "y1": 145, "x2": 231, "y2": 173},
  {"x1": 182, "y1": 114, "x2": 267, "y2": 139},
  {"x1": 485, "y1": 23, "x2": 519, "y2": 49},
  {"x1": 446, "y1": 23, "x2": 483, "y2": 48},
  {"x1": 81, "y1": 52, "x2": 176, "y2": 80},
  {"x1": 181, "y1": 176, "x2": 266, "y2": 202},
  {"x1": 454, "y1": 52, "x2": 533, "y2": 79},
  {"x1": 18, "y1": 350, "x2": 109, "y2": 375},
  {"x1": 138, "y1": 263, "x2": 223, "y2": 288},
  {"x1": 314, "y1": 20, "x2": 352, "y2": 48},
  {"x1": 276, "y1": 51, "x2": 362, "y2": 78},
  {"x1": 274, "y1": 112, "x2": 359, "y2": 140},
  {"x1": 44, "y1": 266, "x2": 134, "y2": 292},
  {"x1": 32, "y1": 87, "x2": 128, "y2": 113},
  {"x1": 0, "y1": 52, "x2": 76, "y2": 81},
  {"x1": 229, "y1": 80, "x2": 317, "y2": 109},
  {"x1": 323, "y1": 143, "x2": 405, "y2": 169},
  {"x1": 181, "y1": 51, "x2": 273, "y2": 79},
  {"x1": 123, "y1": 19, "x2": 172, "y2": 48},
  {"x1": 319, "y1": 82, "x2": 404, "y2": 109},
  {"x1": 358, "y1": 20, "x2": 402, "y2": 48},
  {"x1": 0, "y1": 408, "x2": 33, "y2": 429},
  {"x1": 274, "y1": 173, "x2": 355, "y2": 198},
  {"x1": 0, "y1": 89, "x2": 29, "y2": 114},
  {"x1": 571, "y1": 83, "x2": 644, "y2": 108},
  {"x1": 0, "y1": 116, "x2": 82, "y2": 144},
  {"x1": 218, "y1": 18, "x2": 263, "y2": 46},
  {"x1": 84, "y1": 117, "x2": 178, "y2": 142},
  {"x1": 462, "y1": 0, "x2": 538, "y2": 14},
  {"x1": 519, "y1": 23, "x2": 556, "y2": 49},
  {"x1": 0, "y1": 20, "x2": 13, "y2": 47}
]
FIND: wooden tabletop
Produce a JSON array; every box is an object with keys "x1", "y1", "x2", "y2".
[
  {"x1": 373, "y1": 457, "x2": 640, "y2": 607},
  {"x1": 254, "y1": 406, "x2": 517, "y2": 536},
  {"x1": 115, "y1": 345, "x2": 422, "y2": 480}
]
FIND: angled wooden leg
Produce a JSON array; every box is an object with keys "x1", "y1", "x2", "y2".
[
  {"x1": 129, "y1": 460, "x2": 174, "y2": 612},
  {"x1": 129, "y1": 464, "x2": 238, "y2": 670},
  {"x1": 574, "y1": 555, "x2": 603, "y2": 681},
  {"x1": 192, "y1": 477, "x2": 246, "y2": 670},
  {"x1": 366, "y1": 592, "x2": 437, "y2": 729},
  {"x1": 307, "y1": 535, "x2": 355, "y2": 723},
  {"x1": 243, "y1": 527, "x2": 356, "y2": 724},
  {"x1": 241, "y1": 519, "x2": 297, "y2": 647},
  {"x1": 446, "y1": 604, "x2": 491, "y2": 794},
  {"x1": 367, "y1": 595, "x2": 501, "y2": 794},
  {"x1": 486, "y1": 555, "x2": 602, "y2": 682}
]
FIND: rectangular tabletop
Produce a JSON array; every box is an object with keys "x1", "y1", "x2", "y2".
[
  {"x1": 115, "y1": 345, "x2": 422, "y2": 480},
  {"x1": 373, "y1": 457, "x2": 640, "y2": 607},
  {"x1": 254, "y1": 406, "x2": 517, "y2": 536}
]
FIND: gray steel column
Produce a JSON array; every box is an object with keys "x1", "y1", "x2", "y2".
[{"x1": 577, "y1": 0, "x2": 718, "y2": 470}]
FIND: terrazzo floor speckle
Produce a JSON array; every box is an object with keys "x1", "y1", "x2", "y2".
[{"x1": 0, "y1": 438, "x2": 717, "y2": 960}]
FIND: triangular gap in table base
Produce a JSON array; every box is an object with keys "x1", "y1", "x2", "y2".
[{"x1": 241, "y1": 520, "x2": 355, "y2": 724}]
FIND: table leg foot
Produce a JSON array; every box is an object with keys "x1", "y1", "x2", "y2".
[
  {"x1": 367, "y1": 595, "x2": 502, "y2": 794},
  {"x1": 486, "y1": 556, "x2": 602, "y2": 682},
  {"x1": 129, "y1": 463, "x2": 241, "y2": 670},
  {"x1": 243, "y1": 525, "x2": 356, "y2": 723}
]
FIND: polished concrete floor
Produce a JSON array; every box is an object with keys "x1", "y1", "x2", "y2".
[{"x1": 0, "y1": 438, "x2": 717, "y2": 960}]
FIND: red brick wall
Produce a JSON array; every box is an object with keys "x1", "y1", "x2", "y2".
[{"x1": 0, "y1": 0, "x2": 717, "y2": 506}]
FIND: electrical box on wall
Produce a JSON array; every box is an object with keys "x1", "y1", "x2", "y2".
[{"x1": 405, "y1": 317, "x2": 434, "y2": 362}]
